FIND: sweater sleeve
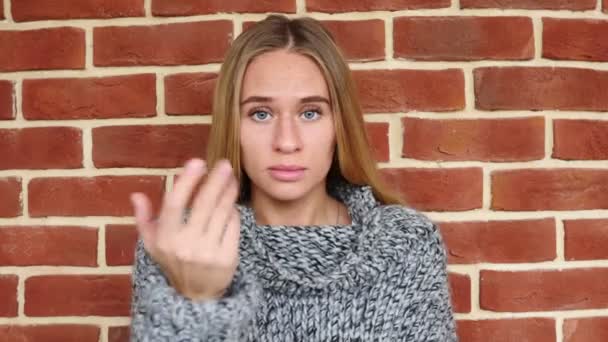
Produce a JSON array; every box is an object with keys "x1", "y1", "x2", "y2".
[
  {"x1": 129, "y1": 239, "x2": 261, "y2": 342},
  {"x1": 398, "y1": 223, "x2": 459, "y2": 342}
]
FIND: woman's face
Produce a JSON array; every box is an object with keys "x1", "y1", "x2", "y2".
[{"x1": 239, "y1": 49, "x2": 336, "y2": 202}]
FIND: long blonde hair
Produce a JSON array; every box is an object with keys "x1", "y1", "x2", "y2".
[{"x1": 206, "y1": 14, "x2": 404, "y2": 205}]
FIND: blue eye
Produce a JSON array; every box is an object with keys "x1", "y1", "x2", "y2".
[
  {"x1": 251, "y1": 111, "x2": 271, "y2": 121},
  {"x1": 301, "y1": 110, "x2": 320, "y2": 120}
]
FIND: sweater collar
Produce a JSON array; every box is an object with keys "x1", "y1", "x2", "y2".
[{"x1": 236, "y1": 178, "x2": 384, "y2": 290}]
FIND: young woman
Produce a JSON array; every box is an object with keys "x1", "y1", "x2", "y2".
[{"x1": 129, "y1": 14, "x2": 458, "y2": 341}]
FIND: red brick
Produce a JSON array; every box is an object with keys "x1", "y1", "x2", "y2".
[
  {"x1": 365, "y1": 122, "x2": 389, "y2": 162},
  {"x1": 543, "y1": 18, "x2": 608, "y2": 62},
  {"x1": 394, "y1": 16, "x2": 533, "y2": 61},
  {"x1": 480, "y1": 269, "x2": 608, "y2": 312},
  {"x1": 0, "y1": 275, "x2": 18, "y2": 317},
  {"x1": 402, "y1": 117, "x2": 544, "y2": 162},
  {"x1": 439, "y1": 219, "x2": 556, "y2": 264},
  {"x1": 165, "y1": 73, "x2": 216, "y2": 115},
  {"x1": 492, "y1": 169, "x2": 608, "y2": 211},
  {"x1": 605, "y1": 0, "x2": 608, "y2": 13},
  {"x1": 475, "y1": 67, "x2": 608, "y2": 111},
  {"x1": 92, "y1": 125, "x2": 210, "y2": 168},
  {"x1": 25, "y1": 275, "x2": 131, "y2": 316},
  {"x1": 106, "y1": 225, "x2": 137, "y2": 266},
  {"x1": 354, "y1": 69, "x2": 464, "y2": 113},
  {"x1": 322, "y1": 20, "x2": 385, "y2": 61},
  {"x1": 564, "y1": 317, "x2": 608, "y2": 342},
  {"x1": 0, "y1": 1, "x2": 4, "y2": 19},
  {"x1": 0, "y1": 27, "x2": 84, "y2": 72},
  {"x1": 0, "y1": 177, "x2": 21, "y2": 217},
  {"x1": 0, "y1": 325, "x2": 100, "y2": 342},
  {"x1": 564, "y1": 219, "x2": 608, "y2": 261},
  {"x1": 554, "y1": 120, "x2": 608, "y2": 160},
  {"x1": 0, "y1": 226, "x2": 97, "y2": 266},
  {"x1": 381, "y1": 167, "x2": 482, "y2": 211},
  {"x1": 108, "y1": 326, "x2": 130, "y2": 342},
  {"x1": 28, "y1": 176, "x2": 165, "y2": 217},
  {"x1": 0, "y1": 80, "x2": 13, "y2": 119},
  {"x1": 94, "y1": 21, "x2": 232, "y2": 66},
  {"x1": 307, "y1": 0, "x2": 449, "y2": 12},
  {"x1": 457, "y1": 318, "x2": 555, "y2": 342},
  {"x1": 12, "y1": 0, "x2": 144, "y2": 22},
  {"x1": 0, "y1": 127, "x2": 82, "y2": 169},
  {"x1": 23, "y1": 75, "x2": 156, "y2": 120},
  {"x1": 461, "y1": 0, "x2": 595, "y2": 10},
  {"x1": 448, "y1": 273, "x2": 471, "y2": 313},
  {"x1": 152, "y1": 0, "x2": 295, "y2": 15}
]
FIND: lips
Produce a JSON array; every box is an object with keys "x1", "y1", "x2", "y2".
[
  {"x1": 269, "y1": 165, "x2": 306, "y2": 171},
  {"x1": 268, "y1": 165, "x2": 306, "y2": 182}
]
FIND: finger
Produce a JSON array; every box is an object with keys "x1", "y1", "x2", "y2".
[
  {"x1": 188, "y1": 159, "x2": 234, "y2": 231},
  {"x1": 203, "y1": 174, "x2": 239, "y2": 243},
  {"x1": 221, "y1": 208, "x2": 241, "y2": 251},
  {"x1": 157, "y1": 159, "x2": 207, "y2": 234},
  {"x1": 131, "y1": 192, "x2": 157, "y2": 248}
]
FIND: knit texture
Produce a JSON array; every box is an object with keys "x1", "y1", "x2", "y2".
[{"x1": 129, "y1": 178, "x2": 458, "y2": 341}]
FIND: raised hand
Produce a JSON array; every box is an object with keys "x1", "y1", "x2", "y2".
[{"x1": 130, "y1": 158, "x2": 241, "y2": 301}]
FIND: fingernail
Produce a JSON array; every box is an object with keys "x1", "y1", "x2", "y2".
[
  {"x1": 217, "y1": 160, "x2": 231, "y2": 174},
  {"x1": 187, "y1": 159, "x2": 204, "y2": 171}
]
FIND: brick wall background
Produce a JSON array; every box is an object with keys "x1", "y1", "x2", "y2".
[{"x1": 1, "y1": 0, "x2": 608, "y2": 341}]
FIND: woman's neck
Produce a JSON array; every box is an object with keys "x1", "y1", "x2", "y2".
[{"x1": 248, "y1": 186, "x2": 349, "y2": 226}]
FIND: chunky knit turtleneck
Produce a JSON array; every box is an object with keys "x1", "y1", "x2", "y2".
[{"x1": 129, "y1": 179, "x2": 458, "y2": 341}]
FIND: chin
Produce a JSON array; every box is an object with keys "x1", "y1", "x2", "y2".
[
  {"x1": 251, "y1": 176, "x2": 322, "y2": 202},
  {"x1": 263, "y1": 181, "x2": 311, "y2": 202}
]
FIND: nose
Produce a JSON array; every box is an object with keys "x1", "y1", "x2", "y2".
[{"x1": 272, "y1": 114, "x2": 302, "y2": 153}]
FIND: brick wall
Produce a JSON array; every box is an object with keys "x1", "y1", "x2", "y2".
[{"x1": 1, "y1": 0, "x2": 608, "y2": 341}]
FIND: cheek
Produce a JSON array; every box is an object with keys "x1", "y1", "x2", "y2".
[
  {"x1": 311, "y1": 124, "x2": 336, "y2": 154},
  {"x1": 240, "y1": 123, "x2": 266, "y2": 148},
  {"x1": 239, "y1": 125, "x2": 252, "y2": 165},
  {"x1": 240, "y1": 122, "x2": 267, "y2": 166}
]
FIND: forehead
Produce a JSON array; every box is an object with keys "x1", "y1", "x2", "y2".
[{"x1": 240, "y1": 49, "x2": 329, "y2": 99}]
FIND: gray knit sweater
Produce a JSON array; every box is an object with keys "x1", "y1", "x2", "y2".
[{"x1": 129, "y1": 179, "x2": 458, "y2": 341}]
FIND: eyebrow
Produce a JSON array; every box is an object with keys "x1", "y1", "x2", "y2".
[{"x1": 239, "y1": 95, "x2": 330, "y2": 106}]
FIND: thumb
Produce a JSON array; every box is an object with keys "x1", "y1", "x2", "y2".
[{"x1": 130, "y1": 192, "x2": 157, "y2": 248}]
